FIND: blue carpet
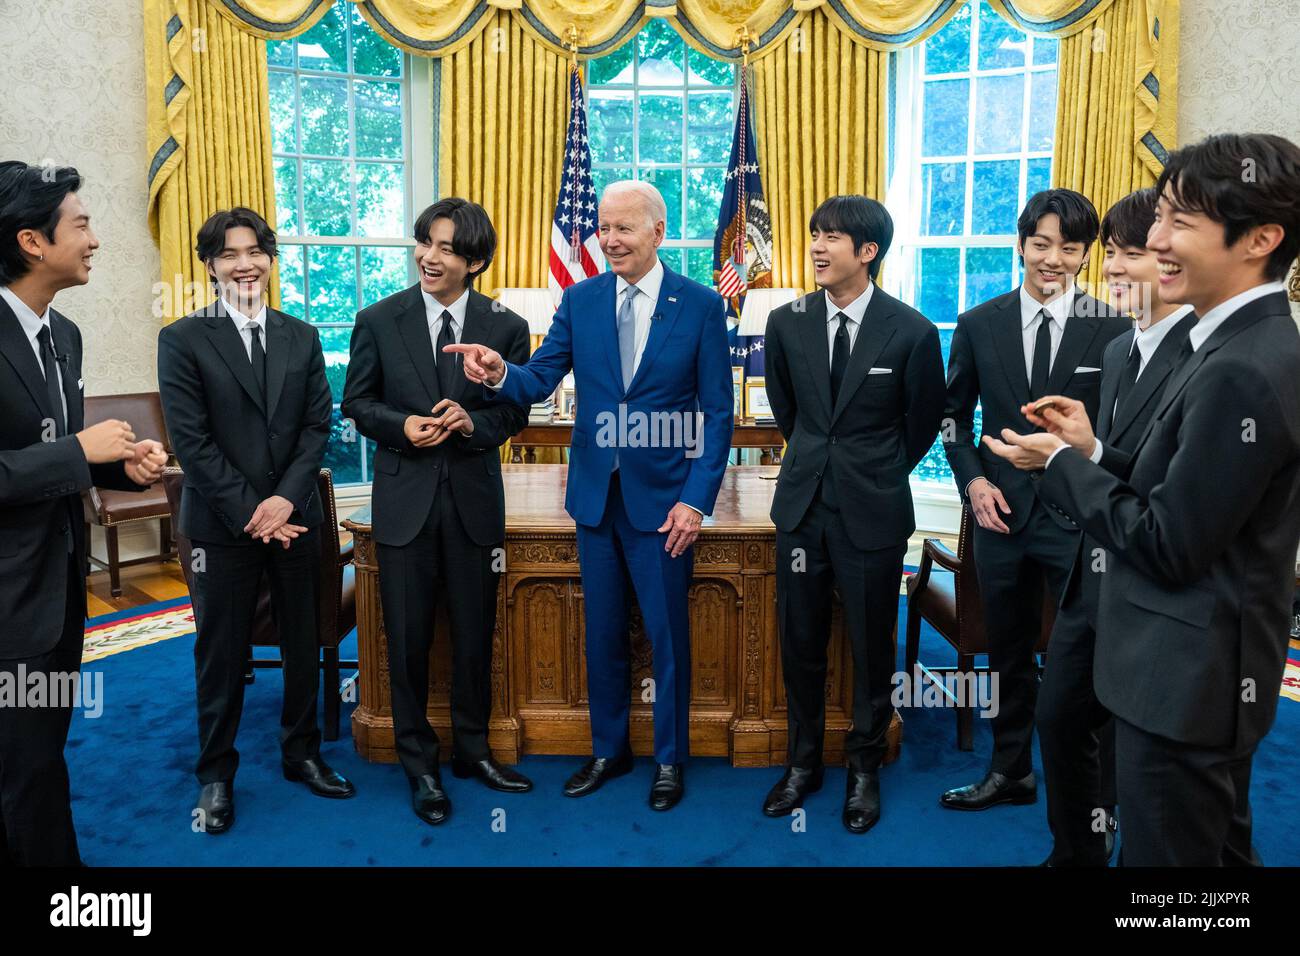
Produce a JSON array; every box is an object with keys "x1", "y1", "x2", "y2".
[{"x1": 66, "y1": 601, "x2": 1299, "y2": 866}]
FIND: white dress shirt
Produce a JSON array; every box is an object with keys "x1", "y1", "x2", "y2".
[
  {"x1": 222, "y1": 297, "x2": 269, "y2": 361},
  {"x1": 1019, "y1": 283, "x2": 1075, "y2": 379},
  {"x1": 824, "y1": 282, "x2": 874, "y2": 365},
  {"x1": 1, "y1": 284, "x2": 67, "y2": 427},
  {"x1": 1187, "y1": 281, "x2": 1287, "y2": 352},
  {"x1": 423, "y1": 286, "x2": 469, "y2": 363}
]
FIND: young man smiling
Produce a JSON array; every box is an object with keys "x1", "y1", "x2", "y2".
[
  {"x1": 940, "y1": 189, "x2": 1128, "y2": 812},
  {"x1": 989, "y1": 133, "x2": 1300, "y2": 865}
]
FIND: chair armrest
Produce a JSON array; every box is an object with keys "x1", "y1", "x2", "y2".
[{"x1": 924, "y1": 537, "x2": 961, "y2": 573}]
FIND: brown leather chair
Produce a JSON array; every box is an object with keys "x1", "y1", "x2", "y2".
[
  {"x1": 904, "y1": 504, "x2": 1056, "y2": 751},
  {"x1": 161, "y1": 466, "x2": 358, "y2": 740},
  {"x1": 82, "y1": 392, "x2": 175, "y2": 596}
]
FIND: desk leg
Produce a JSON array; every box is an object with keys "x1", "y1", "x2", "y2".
[
  {"x1": 770, "y1": 446, "x2": 781, "y2": 464},
  {"x1": 510, "y1": 444, "x2": 522, "y2": 464},
  {"x1": 525, "y1": 446, "x2": 537, "y2": 464}
]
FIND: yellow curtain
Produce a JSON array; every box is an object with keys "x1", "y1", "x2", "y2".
[
  {"x1": 751, "y1": 8, "x2": 889, "y2": 293},
  {"x1": 1051, "y1": 0, "x2": 1178, "y2": 292},
  {"x1": 144, "y1": 0, "x2": 279, "y2": 321}
]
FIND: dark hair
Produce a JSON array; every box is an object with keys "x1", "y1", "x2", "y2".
[
  {"x1": 1017, "y1": 188, "x2": 1101, "y2": 257},
  {"x1": 0, "y1": 160, "x2": 83, "y2": 283},
  {"x1": 808, "y1": 195, "x2": 894, "y2": 280},
  {"x1": 1156, "y1": 133, "x2": 1300, "y2": 282},
  {"x1": 413, "y1": 197, "x2": 496, "y2": 287},
  {"x1": 195, "y1": 207, "x2": 278, "y2": 273},
  {"x1": 1101, "y1": 187, "x2": 1158, "y2": 249}
]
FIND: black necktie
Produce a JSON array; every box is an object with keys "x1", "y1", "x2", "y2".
[
  {"x1": 1029, "y1": 310, "x2": 1052, "y2": 399},
  {"x1": 437, "y1": 311, "x2": 457, "y2": 398},
  {"x1": 37, "y1": 325, "x2": 65, "y2": 436},
  {"x1": 248, "y1": 323, "x2": 267, "y2": 407},
  {"x1": 1114, "y1": 334, "x2": 1143, "y2": 414},
  {"x1": 830, "y1": 312, "x2": 850, "y2": 406}
]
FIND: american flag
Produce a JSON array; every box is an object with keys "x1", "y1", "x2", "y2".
[{"x1": 549, "y1": 64, "x2": 605, "y2": 306}]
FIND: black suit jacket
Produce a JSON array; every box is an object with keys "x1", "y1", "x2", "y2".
[
  {"x1": 157, "y1": 300, "x2": 332, "y2": 544},
  {"x1": 341, "y1": 285, "x2": 531, "y2": 548},
  {"x1": 1037, "y1": 292, "x2": 1300, "y2": 750},
  {"x1": 766, "y1": 286, "x2": 947, "y2": 550},
  {"x1": 943, "y1": 288, "x2": 1128, "y2": 533},
  {"x1": 0, "y1": 298, "x2": 147, "y2": 658}
]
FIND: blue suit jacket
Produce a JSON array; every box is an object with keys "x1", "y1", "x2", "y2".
[{"x1": 495, "y1": 262, "x2": 733, "y2": 532}]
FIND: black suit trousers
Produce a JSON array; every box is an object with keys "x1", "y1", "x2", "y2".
[
  {"x1": 190, "y1": 530, "x2": 322, "y2": 784},
  {"x1": 376, "y1": 480, "x2": 499, "y2": 776},
  {"x1": 777, "y1": 491, "x2": 905, "y2": 772},
  {"x1": 0, "y1": 554, "x2": 84, "y2": 866}
]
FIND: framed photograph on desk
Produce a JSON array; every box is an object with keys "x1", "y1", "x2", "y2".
[
  {"x1": 745, "y1": 377, "x2": 774, "y2": 422},
  {"x1": 732, "y1": 366, "x2": 744, "y2": 421}
]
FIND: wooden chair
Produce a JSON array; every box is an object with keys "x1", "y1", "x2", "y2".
[
  {"x1": 904, "y1": 504, "x2": 1056, "y2": 750},
  {"x1": 161, "y1": 466, "x2": 358, "y2": 740},
  {"x1": 82, "y1": 392, "x2": 175, "y2": 596}
]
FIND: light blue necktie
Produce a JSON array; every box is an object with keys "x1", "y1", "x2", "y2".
[{"x1": 618, "y1": 284, "x2": 639, "y2": 390}]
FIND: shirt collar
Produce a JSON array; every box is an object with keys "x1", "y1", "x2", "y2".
[
  {"x1": 1020, "y1": 283, "x2": 1075, "y2": 331},
  {"x1": 0, "y1": 285, "x2": 52, "y2": 343},
  {"x1": 222, "y1": 297, "x2": 267, "y2": 330},
  {"x1": 825, "y1": 282, "x2": 874, "y2": 326},
  {"x1": 615, "y1": 257, "x2": 665, "y2": 306},
  {"x1": 1187, "y1": 281, "x2": 1287, "y2": 352},
  {"x1": 423, "y1": 286, "x2": 470, "y2": 330},
  {"x1": 1134, "y1": 304, "x2": 1194, "y2": 362}
]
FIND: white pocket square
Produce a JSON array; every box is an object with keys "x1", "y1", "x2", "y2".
[
  {"x1": 1074, "y1": 366, "x2": 1101, "y2": 373},
  {"x1": 868, "y1": 367, "x2": 893, "y2": 375},
  {"x1": 77, "y1": 378, "x2": 84, "y2": 389}
]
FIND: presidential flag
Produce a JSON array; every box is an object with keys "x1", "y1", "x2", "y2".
[
  {"x1": 713, "y1": 69, "x2": 772, "y2": 377},
  {"x1": 549, "y1": 64, "x2": 605, "y2": 306}
]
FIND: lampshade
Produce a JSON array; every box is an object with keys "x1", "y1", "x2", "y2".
[
  {"x1": 737, "y1": 288, "x2": 801, "y2": 336},
  {"x1": 496, "y1": 288, "x2": 557, "y2": 336}
]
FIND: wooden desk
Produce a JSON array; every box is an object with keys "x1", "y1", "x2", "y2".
[
  {"x1": 510, "y1": 421, "x2": 786, "y2": 465},
  {"x1": 343, "y1": 464, "x2": 900, "y2": 767}
]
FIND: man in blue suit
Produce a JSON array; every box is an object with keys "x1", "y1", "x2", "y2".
[{"x1": 446, "y1": 180, "x2": 733, "y2": 810}]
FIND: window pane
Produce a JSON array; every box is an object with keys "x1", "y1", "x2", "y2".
[
  {"x1": 277, "y1": 244, "x2": 305, "y2": 317},
  {"x1": 1032, "y1": 36, "x2": 1059, "y2": 66},
  {"x1": 966, "y1": 246, "x2": 1013, "y2": 306},
  {"x1": 354, "y1": 79, "x2": 403, "y2": 159},
  {"x1": 300, "y1": 76, "x2": 350, "y2": 156},
  {"x1": 637, "y1": 19, "x2": 684, "y2": 85},
  {"x1": 318, "y1": 327, "x2": 352, "y2": 402},
  {"x1": 269, "y1": 71, "x2": 298, "y2": 153},
  {"x1": 918, "y1": 247, "x2": 960, "y2": 325},
  {"x1": 296, "y1": 2, "x2": 348, "y2": 73},
  {"x1": 971, "y1": 159, "x2": 1020, "y2": 235},
  {"x1": 686, "y1": 247, "x2": 715, "y2": 287},
  {"x1": 589, "y1": 90, "x2": 634, "y2": 165},
  {"x1": 685, "y1": 167, "x2": 724, "y2": 239},
  {"x1": 638, "y1": 167, "x2": 682, "y2": 239},
  {"x1": 925, "y1": 3, "x2": 970, "y2": 74},
  {"x1": 267, "y1": 40, "x2": 294, "y2": 68},
  {"x1": 974, "y1": 74, "x2": 1023, "y2": 154},
  {"x1": 688, "y1": 48, "x2": 733, "y2": 86},
  {"x1": 301, "y1": 160, "x2": 352, "y2": 236},
  {"x1": 658, "y1": 248, "x2": 686, "y2": 274},
  {"x1": 350, "y1": 5, "x2": 400, "y2": 77},
  {"x1": 638, "y1": 93, "x2": 683, "y2": 164},
  {"x1": 591, "y1": 165, "x2": 632, "y2": 203},
  {"x1": 360, "y1": 246, "x2": 410, "y2": 305},
  {"x1": 687, "y1": 92, "x2": 732, "y2": 162},
  {"x1": 274, "y1": 159, "x2": 300, "y2": 234},
  {"x1": 921, "y1": 162, "x2": 966, "y2": 237},
  {"x1": 323, "y1": 404, "x2": 364, "y2": 484},
  {"x1": 307, "y1": 245, "x2": 357, "y2": 325},
  {"x1": 977, "y1": 0, "x2": 1026, "y2": 70},
  {"x1": 1026, "y1": 156, "x2": 1052, "y2": 199},
  {"x1": 1028, "y1": 70, "x2": 1057, "y2": 152},
  {"x1": 922, "y1": 79, "x2": 969, "y2": 157},
  {"x1": 355, "y1": 162, "x2": 404, "y2": 237},
  {"x1": 588, "y1": 43, "x2": 633, "y2": 85}
]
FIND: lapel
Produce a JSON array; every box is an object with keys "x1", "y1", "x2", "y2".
[
  {"x1": 990, "y1": 290, "x2": 1031, "y2": 405},
  {"x1": 455, "y1": 290, "x2": 493, "y2": 404},
  {"x1": 396, "y1": 284, "x2": 441, "y2": 406},
  {"x1": 596, "y1": 272, "x2": 623, "y2": 390},
  {"x1": 830, "y1": 285, "x2": 897, "y2": 425},
  {"x1": 264, "y1": 309, "x2": 290, "y2": 422},
  {"x1": 1094, "y1": 332, "x2": 1130, "y2": 442},
  {"x1": 51, "y1": 311, "x2": 80, "y2": 432},
  {"x1": 1045, "y1": 291, "x2": 1102, "y2": 396},
  {"x1": 202, "y1": 300, "x2": 267, "y2": 417},
  {"x1": 795, "y1": 291, "x2": 833, "y2": 423},
  {"x1": 0, "y1": 295, "x2": 56, "y2": 422},
  {"x1": 1108, "y1": 314, "x2": 1193, "y2": 446},
  {"x1": 626, "y1": 263, "x2": 685, "y2": 396}
]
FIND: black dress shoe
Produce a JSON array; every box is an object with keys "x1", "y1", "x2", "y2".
[
  {"x1": 563, "y1": 751, "x2": 633, "y2": 797},
  {"x1": 451, "y1": 754, "x2": 533, "y2": 793},
  {"x1": 940, "y1": 770, "x2": 1037, "y2": 811},
  {"x1": 842, "y1": 769, "x2": 881, "y2": 834},
  {"x1": 409, "y1": 773, "x2": 451, "y2": 826},
  {"x1": 763, "y1": 766, "x2": 824, "y2": 817},
  {"x1": 649, "y1": 764, "x2": 684, "y2": 811},
  {"x1": 283, "y1": 756, "x2": 356, "y2": 798},
  {"x1": 195, "y1": 781, "x2": 234, "y2": 835}
]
